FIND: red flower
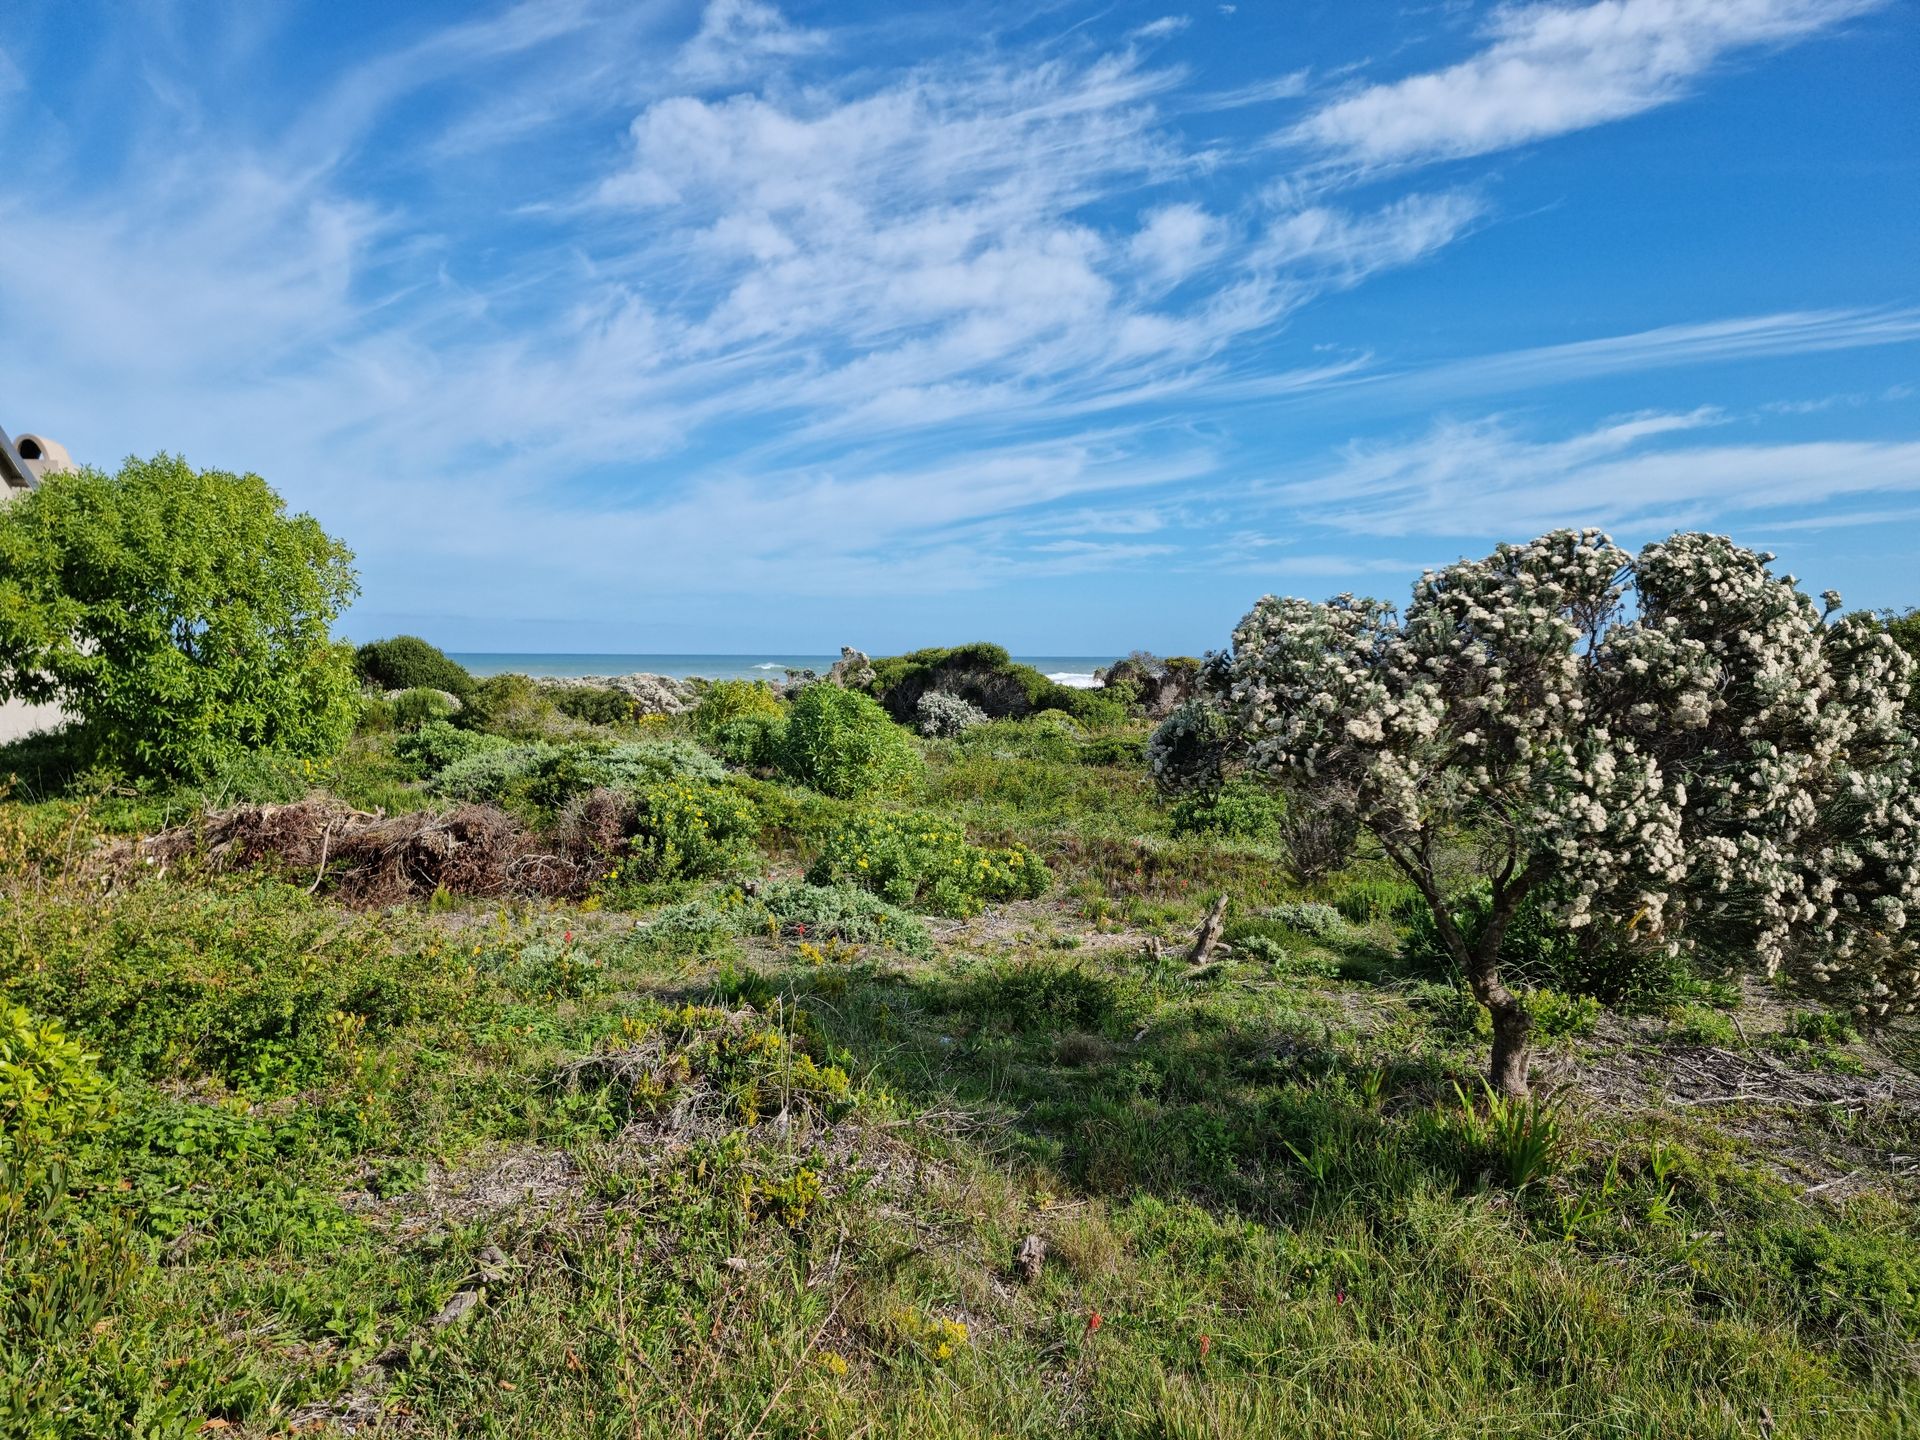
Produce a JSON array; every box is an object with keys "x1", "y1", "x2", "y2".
[
  {"x1": 795, "y1": 923, "x2": 807, "y2": 936},
  {"x1": 564, "y1": 930, "x2": 574, "y2": 943},
  {"x1": 1198, "y1": 1334, "x2": 1211, "y2": 1359},
  {"x1": 1334, "y1": 1289, "x2": 1346, "y2": 1306},
  {"x1": 1085, "y1": 1310, "x2": 1102, "y2": 1336}
]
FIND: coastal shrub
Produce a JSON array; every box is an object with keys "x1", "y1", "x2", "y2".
[
  {"x1": 1079, "y1": 733, "x2": 1146, "y2": 766},
  {"x1": 0, "y1": 455, "x2": 360, "y2": 779},
  {"x1": 353, "y1": 635, "x2": 472, "y2": 697},
  {"x1": 607, "y1": 778, "x2": 760, "y2": 886},
  {"x1": 694, "y1": 680, "x2": 784, "y2": 737},
  {"x1": 636, "y1": 880, "x2": 933, "y2": 957},
  {"x1": 354, "y1": 694, "x2": 395, "y2": 735},
  {"x1": 955, "y1": 712, "x2": 1083, "y2": 763},
  {"x1": 777, "y1": 685, "x2": 922, "y2": 799},
  {"x1": 868, "y1": 642, "x2": 1116, "y2": 726},
  {"x1": 395, "y1": 719, "x2": 509, "y2": 777},
  {"x1": 1193, "y1": 528, "x2": 1920, "y2": 1096},
  {"x1": 711, "y1": 713, "x2": 785, "y2": 769},
  {"x1": 552, "y1": 685, "x2": 640, "y2": 727},
  {"x1": 916, "y1": 690, "x2": 988, "y2": 739},
  {"x1": 391, "y1": 686, "x2": 457, "y2": 731},
  {"x1": 806, "y1": 810, "x2": 1050, "y2": 917},
  {"x1": 1404, "y1": 882, "x2": 1685, "y2": 1006},
  {"x1": 431, "y1": 737, "x2": 724, "y2": 813},
  {"x1": 458, "y1": 672, "x2": 570, "y2": 740},
  {"x1": 1, "y1": 1003, "x2": 112, "y2": 1181},
  {"x1": 1168, "y1": 776, "x2": 1284, "y2": 841}
]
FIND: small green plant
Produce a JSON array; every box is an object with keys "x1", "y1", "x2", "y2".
[
  {"x1": 1667, "y1": 1003, "x2": 1740, "y2": 1047},
  {"x1": 806, "y1": 810, "x2": 1050, "y2": 916},
  {"x1": 1168, "y1": 777, "x2": 1284, "y2": 841},
  {"x1": 1453, "y1": 1081, "x2": 1564, "y2": 1189},
  {"x1": 1783, "y1": 1009, "x2": 1860, "y2": 1046}
]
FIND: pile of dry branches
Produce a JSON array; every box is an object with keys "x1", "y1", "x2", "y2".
[{"x1": 121, "y1": 796, "x2": 592, "y2": 905}]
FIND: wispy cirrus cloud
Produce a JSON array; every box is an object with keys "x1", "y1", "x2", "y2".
[
  {"x1": 1292, "y1": 0, "x2": 1883, "y2": 167},
  {"x1": 0, "y1": 0, "x2": 1910, "y2": 643},
  {"x1": 1269, "y1": 409, "x2": 1920, "y2": 539}
]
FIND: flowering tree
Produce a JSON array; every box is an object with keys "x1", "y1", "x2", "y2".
[{"x1": 1160, "y1": 530, "x2": 1919, "y2": 1097}]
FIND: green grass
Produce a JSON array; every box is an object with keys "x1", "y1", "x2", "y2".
[{"x1": 4, "y1": 712, "x2": 1917, "y2": 1437}]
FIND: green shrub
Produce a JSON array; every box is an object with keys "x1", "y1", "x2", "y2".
[
  {"x1": 353, "y1": 635, "x2": 473, "y2": 697},
  {"x1": 607, "y1": 779, "x2": 760, "y2": 886},
  {"x1": 391, "y1": 686, "x2": 458, "y2": 731},
  {"x1": 868, "y1": 642, "x2": 1118, "y2": 726},
  {"x1": 395, "y1": 719, "x2": 510, "y2": 777},
  {"x1": 1405, "y1": 883, "x2": 1685, "y2": 1006},
  {"x1": 1079, "y1": 733, "x2": 1146, "y2": 766},
  {"x1": 432, "y1": 737, "x2": 725, "y2": 812},
  {"x1": 355, "y1": 694, "x2": 395, "y2": 734},
  {"x1": 0, "y1": 1004, "x2": 111, "y2": 1181},
  {"x1": 711, "y1": 713, "x2": 785, "y2": 769},
  {"x1": 694, "y1": 680, "x2": 785, "y2": 737},
  {"x1": 777, "y1": 686, "x2": 922, "y2": 799},
  {"x1": 955, "y1": 711, "x2": 1083, "y2": 763},
  {"x1": 1330, "y1": 874, "x2": 1426, "y2": 924},
  {"x1": 552, "y1": 685, "x2": 639, "y2": 727},
  {"x1": 458, "y1": 672, "x2": 570, "y2": 739},
  {"x1": 806, "y1": 810, "x2": 1050, "y2": 917},
  {"x1": 1526, "y1": 987, "x2": 1602, "y2": 1039},
  {"x1": 1784, "y1": 1008, "x2": 1860, "y2": 1046},
  {"x1": 1169, "y1": 777, "x2": 1285, "y2": 841},
  {"x1": 637, "y1": 881, "x2": 934, "y2": 957},
  {"x1": 0, "y1": 455, "x2": 360, "y2": 779},
  {"x1": 1667, "y1": 1003, "x2": 1739, "y2": 1046}
]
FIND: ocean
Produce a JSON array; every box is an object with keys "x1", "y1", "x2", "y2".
[{"x1": 446, "y1": 654, "x2": 1120, "y2": 689}]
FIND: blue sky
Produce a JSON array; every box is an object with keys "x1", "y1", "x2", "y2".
[{"x1": 1, "y1": 0, "x2": 1915, "y2": 654}]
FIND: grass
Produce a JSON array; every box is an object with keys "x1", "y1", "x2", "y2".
[{"x1": 3, "y1": 712, "x2": 1918, "y2": 1437}]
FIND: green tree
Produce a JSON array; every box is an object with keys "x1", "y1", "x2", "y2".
[{"x1": 0, "y1": 454, "x2": 359, "y2": 778}]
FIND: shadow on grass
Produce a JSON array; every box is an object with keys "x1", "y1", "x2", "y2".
[{"x1": 721, "y1": 944, "x2": 1472, "y2": 1229}]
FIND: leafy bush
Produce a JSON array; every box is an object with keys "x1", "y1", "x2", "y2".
[
  {"x1": 432, "y1": 737, "x2": 725, "y2": 811},
  {"x1": 1784, "y1": 1009, "x2": 1861, "y2": 1046},
  {"x1": 391, "y1": 686, "x2": 457, "y2": 731},
  {"x1": 552, "y1": 685, "x2": 640, "y2": 727},
  {"x1": 1406, "y1": 883, "x2": 1685, "y2": 1007},
  {"x1": 353, "y1": 635, "x2": 473, "y2": 697},
  {"x1": 1262, "y1": 901, "x2": 1347, "y2": 938},
  {"x1": 777, "y1": 685, "x2": 922, "y2": 799},
  {"x1": 458, "y1": 672, "x2": 570, "y2": 740},
  {"x1": 916, "y1": 690, "x2": 988, "y2": 739},
  {"x1": 955, "y1": 711, "x2": 1082, "y2": 763},
  {"x1": 868, "y1": 642, "x2": 1118, "y2": 726},
  {"x1": 395, "y1": 719, "x2": 510, "y2": 777},
  {"x1": 695, "y1": 680, "x2": 785, "y2": 737},
  {"x1": 1079, "y1": 733, "x2": 1146, "y2": 766},
  {"x1": 711, "y1": 713, "x2": 785, "y2": 769},
  {"x1": 806, "y1": 811, "x2": 1050, "y2": 917},
  {"x1": 0, "y1": 1003, "x2": 111, "y2": 1180},
  {"x1": 638, "y1": 881, "x2": 934, "y2": 957},
  {"x1": 0, "y1": 455, "x2": 360, "y2": 778},
  {"x1": 610, "y1": 779, "x2": 760, "y2": 885},
  {"x1": 1169, "y1": 776, "x2": 1284, "y2": 841},
  {"x1": 1330, "y1": 874, "x2": 1426, "y2": 925}
]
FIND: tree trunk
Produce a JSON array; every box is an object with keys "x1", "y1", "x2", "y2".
[
  {"x1": 1484, "y1": 989, "x2": 1533, "y2": 1100},
  {"x1": 1470, "y1": 883, "x2": 1538, "y2": 1101}
]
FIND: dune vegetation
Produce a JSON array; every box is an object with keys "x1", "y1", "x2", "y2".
[{"x1": 3, "y1": 463, "x2": 1919, "y2": 1438}]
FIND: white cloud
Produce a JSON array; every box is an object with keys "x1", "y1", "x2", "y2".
[
  {"x1": 1293, "y1": 0, "x2": 1882, "y2": 167},
  {"x1": 1129, "y1": 203, "x2": 1227, "y2": 284},
  {"x1": 1271, "y1": 409, "x2": 1920, "y2": 538},
  {"x1": 1256, "y1": 191, "x2": 1484, "y2": 278},
  {"x1": 1129, "y1": 16, "x2": 1193, "y2": 42},
  {"x1": 674, "y1": 0, "x2": 824, "y2": 85}
]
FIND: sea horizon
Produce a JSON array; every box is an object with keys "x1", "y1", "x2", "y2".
[{"x1": 447, "y1": 653, "x2": 1122, "y2": 688}]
